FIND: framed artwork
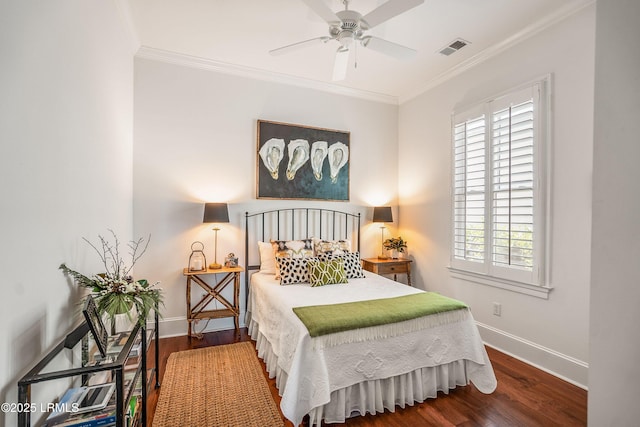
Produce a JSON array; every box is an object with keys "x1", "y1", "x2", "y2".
[
  {"x1": 83, "y1": 295, "x2": 109, "y2": 358},
  {"x1": 257, "y1": 120, "x2": 350, "y2": 201}
]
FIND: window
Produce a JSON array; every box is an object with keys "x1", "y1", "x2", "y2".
[{"x1": 450, "y1": 79, "x2": 550, "y2": 297}]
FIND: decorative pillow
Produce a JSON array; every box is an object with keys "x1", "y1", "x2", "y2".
[
  {"x1": 276, "y1": 256, "x2": 316, "y2": 285},
  {"x1": 307, "y1": 258, "x2": 348, "y2": 287},
  {"x1": 272, "y1": 239, "x2": 314, "y2": 258},
  {"x1": 258, "y1": 241, "x2": 276, "y2": 274},
  {"x1": 318, "y1": 251, "x2": 366, "y2": 279},
  {"x1": 313, "y1": 238, "x2": 351, "y2": 255},
  {"x1": 271, "y1": 239, "x2": 314, "y2": 278}
]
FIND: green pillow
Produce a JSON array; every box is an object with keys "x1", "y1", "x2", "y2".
[{"x1": 307, "y1": 258, "x2": 348, "y2": 287}]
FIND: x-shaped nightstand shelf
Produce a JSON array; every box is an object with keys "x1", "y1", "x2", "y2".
[{"x1": 183, "y1": 266, "x2": 243, "y2": 338}]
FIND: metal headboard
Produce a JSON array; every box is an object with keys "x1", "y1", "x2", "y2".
[{"x1": 244, "y1": 208, "x2": 361, "y2": 302}]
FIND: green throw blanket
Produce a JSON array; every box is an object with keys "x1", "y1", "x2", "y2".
[{"x1": 293, "y1": 292, "x2": 468, "y2": 338}]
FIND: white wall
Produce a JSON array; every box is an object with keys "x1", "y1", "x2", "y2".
[
  {"x1": 0, "y1": 1, "x2": 134, "y2": 425},
  {"x1": 133, "y1": 57, "x2": 399, "y2": 336},
  {"x1": 589, "y1": 0, "x2": 640, "y2": 424},
  {"x1": 398, "y1": 6, "x2": 595, "y2": 386}
]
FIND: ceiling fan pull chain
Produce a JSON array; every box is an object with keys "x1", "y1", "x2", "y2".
[{"x1": 354, "y1": 43, "x2": 358, "y2": 69}]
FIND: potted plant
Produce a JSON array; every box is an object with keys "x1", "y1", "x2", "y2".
[
  {"x1": 60, "y1": 231, "x2": 162, "y2": 331},
  {"x1": 383, "y1": 236, "x2": 407, "y2": 259}
]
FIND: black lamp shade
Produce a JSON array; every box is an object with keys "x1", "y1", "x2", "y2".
[
  {"x1": 203, "y1": 203, "x2": 229, "y2": 223},
  {"x1": 372, "y1": 206, "x2": 393, "y2": 223}
]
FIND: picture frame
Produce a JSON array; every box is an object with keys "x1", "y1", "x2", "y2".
[
  {"x1": 257, "y1": 120, "x2": 350, "y2": 201},
  {"x1": 83, "y1": 295, "x2": 109, "y2": 358}
]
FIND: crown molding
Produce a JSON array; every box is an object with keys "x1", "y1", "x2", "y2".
[
  {"x1": 132, "y1": 0, "x2": 593, "y2": 107},
  {"x1": 398, "y1": 0, "x2": 595, "y2": 104},
  {"x1": 135, "y1": 46, "x2": 399, "y2": 105}
]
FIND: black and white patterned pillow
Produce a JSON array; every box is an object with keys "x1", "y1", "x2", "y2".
[
  {"x1": 271, "y1": 239, "x2": 314, "y2": 279},
  {"x1": 276, "y1": 256, "x2": 317, "y2": 285},
  {"x1": 318, "y1": 251, "x2": 366, "y2": 279}
]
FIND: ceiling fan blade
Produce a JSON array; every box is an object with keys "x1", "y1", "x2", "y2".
[
  {"x1": 361, "y1": 36, "x2": 416, "y2": 60},
  {"x1": 300, "y1": 0, "x2": 340, "y2": 24},
  {"x1": 269, "y1": 36, "x2": 331, "y2": 56},
  {"x1": 362, "y1": 0, "x2": 424, "y2": 29},
  {"x1": 332, "y1": 47, "x2": 350, "y2": 81}
]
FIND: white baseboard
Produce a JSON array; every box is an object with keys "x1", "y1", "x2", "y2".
[
  {"x1": 152, "y1": 310, "x2": 249, "y2": 338},
  {"x1": 476, "y1": 321, "x2": 588, "y2": 389}
]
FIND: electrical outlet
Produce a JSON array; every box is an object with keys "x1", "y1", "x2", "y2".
[{"x1": 493, "y1": 302, "x2": 502, "y2": 316}]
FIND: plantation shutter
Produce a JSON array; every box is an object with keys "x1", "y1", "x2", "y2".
[
  {"x1": 491, "y1": 97, "x2": 535, "y2": 271},
  {"x1": 453, "y1": 113, "x2": 486, "y2": 264},
  {"x1": 451, "y1": 80, "x2": 546, "y2": 291}
]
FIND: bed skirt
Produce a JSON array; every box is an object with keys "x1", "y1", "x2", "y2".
[{"x1": 248, "y1": 318, "x2": 470, "y2": 425}]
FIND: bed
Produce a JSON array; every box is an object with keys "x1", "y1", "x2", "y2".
[{"x1": 244, "y1": 208, "x2": 497, "y2": 426}]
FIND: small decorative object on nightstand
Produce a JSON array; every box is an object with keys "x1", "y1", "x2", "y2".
[
  {"x1": 203, "y1": 202, "x2": 230, "y2": 269},
  {"x1": 224, "y1": 252, "x2": 238, "y2": 267},
  {"x1": 361, "y1": 257, "x2": 413, "y2": 286},
  {"x1": 383, "y1": 236, "x2": 407, "y2": 259},
  {"x1": 188, "y1": 241, "x2": 207, "y2": 272},
  {"x1": 372, "y1": 206, "x2": 393, "y2": 259}
]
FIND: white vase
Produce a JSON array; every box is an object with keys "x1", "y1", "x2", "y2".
[
  {"x1": 109, "y1": 307, "x2": 136, "y2": 334},
  {"x1": 114, "y1": 314, "x2": 132, "y2": 333}
]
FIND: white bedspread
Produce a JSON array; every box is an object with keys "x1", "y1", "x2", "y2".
[{"x1": 247, "y1": 271, "x2": 497, "y2": 425}]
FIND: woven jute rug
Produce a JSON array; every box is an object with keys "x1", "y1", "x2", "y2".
[{"x1": 152, "y1": 341, "x2": 284, "y2": 427}]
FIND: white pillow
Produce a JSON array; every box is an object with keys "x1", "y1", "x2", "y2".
[{"x1": 258, "y1": 241, "x2": 276, "y2": 274}]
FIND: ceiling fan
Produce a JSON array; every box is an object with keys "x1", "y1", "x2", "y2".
[{"x1": 270, "y1": 0, "x2": 424, "y2": 81}]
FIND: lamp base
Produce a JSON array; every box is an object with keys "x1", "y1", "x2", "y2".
[
  {"x1": 377, "y1": 254, "x2": 389, "y2": 260},
  {"x1": 209, "y1": 263, "x2": 222, "y2": 269}
]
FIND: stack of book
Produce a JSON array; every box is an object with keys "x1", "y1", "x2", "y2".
[
  {"x1": 45, "y1": 404, "x2": 116, "y2": 427},
  {"x1": 44, "y1": 384, "x2": 116, "y2": 427},
  {"x1": 44, "y1": 387, "x2": 142, "y2": 427}
]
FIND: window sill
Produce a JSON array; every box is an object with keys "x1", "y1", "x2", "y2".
[{"x1": 448, "y1": 267, "x2": 553, "y2": 299}]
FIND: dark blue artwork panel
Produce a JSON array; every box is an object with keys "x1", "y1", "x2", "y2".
[{"x1": 257, "y1": 120, "x2": 350, "y2": 201}]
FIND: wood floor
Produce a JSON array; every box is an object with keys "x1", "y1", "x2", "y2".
[{"x1": 146, "y1": 328, "x2": 587, "y2": 426}]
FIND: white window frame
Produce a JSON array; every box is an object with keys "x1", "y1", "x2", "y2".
[{"x1": 448, "y1": 76, "x2": 552, "y2": 299}]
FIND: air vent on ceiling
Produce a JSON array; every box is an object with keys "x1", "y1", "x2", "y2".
[{"x1": 439, "y1": 38, "x2": 469, "y2": 56}]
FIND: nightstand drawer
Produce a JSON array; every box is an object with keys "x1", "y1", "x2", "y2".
[
  {"x1": 376, "y1": 263, "x2": 408, "y2": 275},
  {"x1": 361, "y1": 258, "x2": 413, "y2": 286}
]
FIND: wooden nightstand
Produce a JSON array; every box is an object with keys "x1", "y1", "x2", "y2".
[
  {"x1": 361, "y1": 258, "x2": 413, "y2": 286},
  {"x1": 183, "y1": 266, "x2": 243, "y2": 338}
]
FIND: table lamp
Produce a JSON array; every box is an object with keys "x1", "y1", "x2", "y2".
[
  {"x1": 373, "y1": 206, "x2": 393, "y2": 259},
  {"x1": 203, "y1": 203, "x2": 229, "y2": 269}
]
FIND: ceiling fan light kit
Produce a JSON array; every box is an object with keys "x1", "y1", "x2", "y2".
[{"x1": 270, "y1": 0, "x2": 424, "y2": 81}]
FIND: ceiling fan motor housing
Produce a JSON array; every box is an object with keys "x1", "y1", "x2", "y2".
[{"x1": 330, "y1": 10, "x2": 368, "y2": 46}]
